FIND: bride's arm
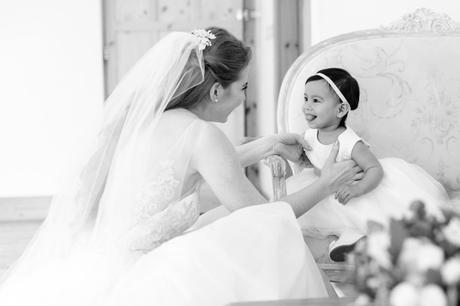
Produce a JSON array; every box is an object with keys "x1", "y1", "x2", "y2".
[
  {"x1": 235, "y1": 134, "x2": 311, "y2": 168},
  {"x1": 192, "y1": 123, "x2": 360, "y2": 217},
  {"x1": 192, "y1": 123, "x2": 267, "y2": 211},
  {"x1": 235, "y1": 136, "x2": 277, "y2": 167}
]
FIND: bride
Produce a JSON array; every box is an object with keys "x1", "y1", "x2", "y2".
[{"x1": 0, "y1": 27, "x2": 361, "y2": 306}]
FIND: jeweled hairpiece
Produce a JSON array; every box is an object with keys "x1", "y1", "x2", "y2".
[{"x1": 191, "y1": 29, "x2": 216, "y2": 51}]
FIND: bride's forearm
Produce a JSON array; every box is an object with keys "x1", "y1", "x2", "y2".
[
  {"x1": 235, "y1": 135, "x2": 277, "y2": 168},
  {"x1": 281, "y1": 179, "x2": 330, "y2": 218}
]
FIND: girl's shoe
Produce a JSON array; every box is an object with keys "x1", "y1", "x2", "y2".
[{"x1": 328, "y1": 231, "x2": 365, "y2": 262}]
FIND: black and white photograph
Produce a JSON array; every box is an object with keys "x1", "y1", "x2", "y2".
[{"x1": 1, "y1": 1, "x2": 460, "y2": 305}]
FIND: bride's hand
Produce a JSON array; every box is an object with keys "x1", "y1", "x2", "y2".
[
  {"x1": 272, "y1": 133, "x2": 312, "y2": 164},
  {"x1": 319, "y1": 142, "x2": 363, "y2": 194}
]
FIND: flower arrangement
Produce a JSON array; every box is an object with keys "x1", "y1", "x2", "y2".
[{"x1": 349, "y1": 200, "x2": 460, "y2": 306}]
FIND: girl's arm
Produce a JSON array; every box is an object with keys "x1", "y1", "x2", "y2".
[{"x1": 336, "y1": 141, "x2": 383, "y2": 204}]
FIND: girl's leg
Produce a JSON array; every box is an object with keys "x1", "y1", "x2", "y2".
[{"x1": 297, "y1": 197, "x2": 363, "y2": 238}]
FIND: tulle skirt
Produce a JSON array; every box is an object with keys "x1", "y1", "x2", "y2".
[
  {"x1": 0, "y1": 202, "x2": 328, "y2": 306},
  {"x1": 289, "y1": 158, "x2": 449, "y2": 237}
]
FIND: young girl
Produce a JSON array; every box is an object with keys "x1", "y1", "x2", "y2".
[{"x1": 287, "y1": 68, "x2": 449, "y2": 261}]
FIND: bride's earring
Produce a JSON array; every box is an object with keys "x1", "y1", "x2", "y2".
[{"x1": 209, "y1": 82, "x2": 221, "y2": 103}]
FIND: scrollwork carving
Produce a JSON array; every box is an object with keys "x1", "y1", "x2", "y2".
[{"x1": 382, "y1": 8, "x2": 460, "y2": 33}]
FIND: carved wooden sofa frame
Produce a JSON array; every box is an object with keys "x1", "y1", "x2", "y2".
[{"x1": 268, "y1": 8, "x2": 460, "y2": 276}]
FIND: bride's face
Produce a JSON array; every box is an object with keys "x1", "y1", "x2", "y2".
[{"x1": 215, "y1": 66, "x2": 249, "y2": 122}]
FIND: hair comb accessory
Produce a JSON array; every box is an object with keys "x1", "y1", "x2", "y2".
[
  {"x1": 314, "y1": 73, "x2": 351, "y2": 111},
  {"x1": 191, "y1": 29, "x2": 216, "y2": 51}
]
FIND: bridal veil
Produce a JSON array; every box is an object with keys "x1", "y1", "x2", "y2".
[{"x1": 0, "y1": 32, "x2": 206, "y2": 286}]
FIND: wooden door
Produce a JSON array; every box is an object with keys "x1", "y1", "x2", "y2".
[{"x1": 103, "y1": 0, "x2": 245, "y2": 144}]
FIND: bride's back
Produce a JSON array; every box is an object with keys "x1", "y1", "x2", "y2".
[
  {"x1": 155, "y1": 108, "x2": 203, "y2": 195},
  {"x1": 156, "y1": 109, "x2": 200, "y2": 155}
]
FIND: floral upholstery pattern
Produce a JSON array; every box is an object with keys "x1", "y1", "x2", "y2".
[{"x1": 278, "y1": 10, "x2": 460, "y2": 198}]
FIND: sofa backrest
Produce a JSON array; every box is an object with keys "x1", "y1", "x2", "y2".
[{"x1": 277, "y1": 9, "x2": 460, "y2": 196}]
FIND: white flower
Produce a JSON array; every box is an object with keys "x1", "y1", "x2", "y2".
[
  {"x1": 390, "y1": 283, "x2": 447, "y2": 306},
  {"x1": 389, "y1": 282, "x2": 419, "y2": 306},
  {"x1": 367, "y1": 231, "x2": 391, "y2": 268},
  {"x1": 442, "y1": 218, "x2": 460, "y2": 247},
  {"x1": 354, "y1": 294, "x2": 371, "y2": 306},
  {"x1": 399, "y1": 238, "x2": 444, "y2": 275},
  {"x1": 417, "y1": 243, "x2": 444, "y2": 270},
  {"x1": 398, "y1": 238, "x2": 421, "y2": 265},
  {"x1": 419, "y1": 284, "x2": 447, "y2": 306},
  {"x1": 441, "y1": 257, "x2": 460, "y2": 285}
]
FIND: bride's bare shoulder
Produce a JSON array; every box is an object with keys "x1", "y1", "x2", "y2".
[
  {"x1": 194, "y1": 123, "x2": 235, "y2": 160},
  {"x1": 159, "y1": 108, "x2": 199, "y2": 130},
  {"x1": 160, "y1": 109, "x2": 225, "y2": 144},
  {"x1": 163, "y1": 109, "x2": 222, "y2": 136},
  {"x1": 162, "y1": 108, "x2": 195, "y2": 121}
]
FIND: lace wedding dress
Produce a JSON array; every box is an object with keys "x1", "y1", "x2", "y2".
[{"x1": 0, "y1": 32, "x2": 328, "y2": 306}]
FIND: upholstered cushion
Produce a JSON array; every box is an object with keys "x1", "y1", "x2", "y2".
[{"x1": 278, "y1": 33, "x2": 460, "y2": 196}]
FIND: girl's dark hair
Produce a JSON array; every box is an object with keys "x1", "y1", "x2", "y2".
[
  {"x1": 166, "y1": 27, "x2": 252, "y2": 110},
  {"x1": 306, "y1": 68, "x2": 360, "y2": 127}
]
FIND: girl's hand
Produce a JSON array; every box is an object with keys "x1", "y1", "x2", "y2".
[
  {"x1": 319, "y1": 142, "x2": 364, "y2": 194},
  {"x1": 335, "y1": 184, "x2": 362, "y2": 204},
  {"x1": 273, "y1": 133, "x2": 312, "y2": 163}
]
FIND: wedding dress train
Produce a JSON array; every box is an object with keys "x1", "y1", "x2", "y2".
[{"x1": 0, "y1": 203, "x2": 328, "y2": 306}]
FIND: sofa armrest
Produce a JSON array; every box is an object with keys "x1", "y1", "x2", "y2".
[{"x1": 264, "y1": 155, "x2": 288, "y2": 201}]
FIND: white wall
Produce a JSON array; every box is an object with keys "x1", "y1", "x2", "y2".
[
  {"x1": 311, "y1": 0, "x2": 460, "y2": 44},
  {"x1": 0, "y1": 1, "x2": 104, "y2": 196}
]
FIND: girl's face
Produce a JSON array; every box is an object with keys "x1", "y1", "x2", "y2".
[
  {"x1": 303, "y1": 80, "x2": 342, "y2": 130},
  {"x1": 216, "y1": 66, "x2": 249, "y2": 123}
]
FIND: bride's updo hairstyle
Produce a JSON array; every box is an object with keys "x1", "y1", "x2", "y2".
[{"x1": 166, "y1": 27, "x2": 251, "y2": 110}]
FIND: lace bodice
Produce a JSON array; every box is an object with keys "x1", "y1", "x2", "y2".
[{"x1": 127, "y1": 161, "x2": 200, "y2": 252}]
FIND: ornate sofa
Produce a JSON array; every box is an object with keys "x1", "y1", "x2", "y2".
[{"x1": 271, "y1": 8, "x2": 460, "y2": 264}]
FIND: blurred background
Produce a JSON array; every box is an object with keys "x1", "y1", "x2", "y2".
[{"x1": 1, "y1": 0, "x2": 460, "y2": 206}]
